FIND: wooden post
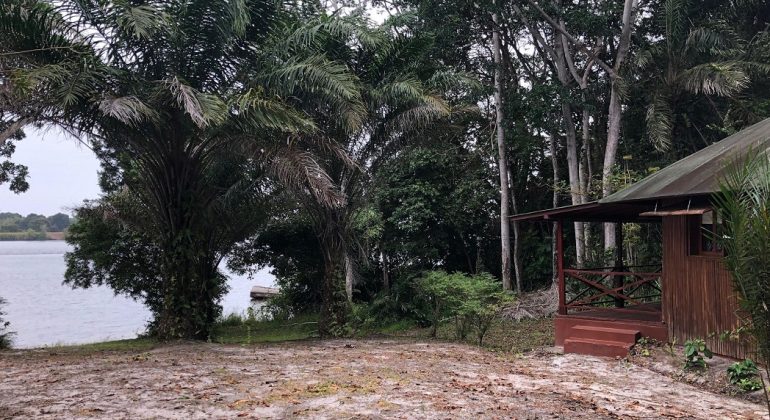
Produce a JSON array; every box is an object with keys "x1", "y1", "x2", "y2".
[
  {"x1": 613, "y1": 222, "x2": 625, "y2": 308},
  {"x1": 556, "y1": 220, "x2": 566, "y2": 315}
]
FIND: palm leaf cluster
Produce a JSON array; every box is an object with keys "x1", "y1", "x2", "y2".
[
  {"x1": 0, "y1": 0, "x2": 377, "y2": 338},
  {"x1": 642, "y1": 0, "x2": 770, "y2": 151},
  {"x1": 714, "y1": 153, "x2": 770, "y2": 385}
]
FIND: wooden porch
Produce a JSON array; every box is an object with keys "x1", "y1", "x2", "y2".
[{"x1": 554, "y1": 221, "x2": 667, "y2": 357}]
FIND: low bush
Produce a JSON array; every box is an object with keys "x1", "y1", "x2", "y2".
[
  {"x1": 683, "y1": 338, "x2": 713, "y2": 370},
  {"x1": 415, "y1": 271, "x2": 514, "y2": 346},
  {"x1": 727, "y1": 359, "x2": 763, "y2": 392},
  {"x1": 0, "y1": 297, "x2": 13, "y2": 349}
]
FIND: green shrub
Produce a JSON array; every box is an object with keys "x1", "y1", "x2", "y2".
[
  {"x1": 727, "y1": 359, "x2": 763, "y2": 392},
  {"x1": 415, "y1": 271, "x2": 513, "y2": 345},
  {"x1": 683, "y1": 338, "x2": 713, "y2": 369},
  {"x1": 0, "y1": 297, "x2": 13, "y2": 349}
]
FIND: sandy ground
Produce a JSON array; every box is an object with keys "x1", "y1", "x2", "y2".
[{"x1": 1, "y1": 339, "x2": 767, "y2": 419}]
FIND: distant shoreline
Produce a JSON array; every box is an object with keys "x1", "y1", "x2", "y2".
[{"x1": 0, "y1": 232, "x2": 66, "y2": 241}]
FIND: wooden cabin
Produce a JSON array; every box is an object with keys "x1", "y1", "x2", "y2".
[{"x1": 513, "y1": 117, "x2": 770, "y2": 358}]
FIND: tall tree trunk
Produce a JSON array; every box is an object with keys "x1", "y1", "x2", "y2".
[
  {"x1": 319, "y1": 242, "x2": 346, "y2": 337},
  {"x1": 316, "y1": 210, "x2": 349, "y2": 337},
  {"x1": 554, "y1": 25, "x2": 585, "y2": 267},
  {"x1": 549, "y1": 133, "x2": 560, "y2": 284},
  {"x1": 602, "y1": 0, "x2": 639, "y2": 254},
  {"x1": 603, "y1": 85, "x2": 622, "y2": 252},
  {"x1": 580, "y1": 102, "x2": 592, "y2": 263},
  {"x1": 509, "y1": 169, "x2": 524, "y2": 294},
  {"x1": 492, "y1": 12, "x2": 512, "y2": 291}
]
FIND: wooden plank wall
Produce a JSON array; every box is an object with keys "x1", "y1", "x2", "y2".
[{"x1": 662, "y1": 215, "x2": 749, "y2": 359}]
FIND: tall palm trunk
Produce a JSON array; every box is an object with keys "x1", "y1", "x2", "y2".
[
  {"x1": 316, "y1": 209, "x2": 349, "y2": 336},
  {"x1": 492, "y1": 11, "x2": 513, "y2": 291}
]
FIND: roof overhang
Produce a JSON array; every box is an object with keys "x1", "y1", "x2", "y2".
[{"x1": 511, "y1": 198, "x2": 712, "y2": 223}]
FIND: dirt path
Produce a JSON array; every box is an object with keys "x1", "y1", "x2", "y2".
[{"x1": 1, "y1": 339, "x2": 766, "y2": 419}]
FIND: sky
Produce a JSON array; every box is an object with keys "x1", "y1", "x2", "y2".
[{"x1": 0, "y1": 128, "x2": 101, "y2": 216}]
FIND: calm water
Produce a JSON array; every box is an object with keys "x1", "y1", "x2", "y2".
[{"x1": 0, "y1": 241, "x2": 275, "y2": 348}]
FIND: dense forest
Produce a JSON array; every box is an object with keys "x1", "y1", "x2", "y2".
[{"x1": 1, "y1": 0, "x2": 769, "y2": 340}]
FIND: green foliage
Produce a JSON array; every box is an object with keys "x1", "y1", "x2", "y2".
[
  {"x1": 683, "y1": 338, "x2": 713, "y2": 369},
  {"x1": 727, "y1": 359, "x2": 763, "y2": 392},
  {"x1": 0, "y1": 212, "x2": 70, "y2": 236},
  {"x1": 229, "y1": 204, "x2": 323, "y2": 317},
  {"x1": 0, "y1": 297, "x2": 13, "y2": 349},
  {"x1": 415, "y1": 270, "x2": 513, "y2": 345},
  {"x1": 714, "y1": 154, "x2": 770, "y2": 370},
  {"x1": 715, "y1": 154, "x2": 770, "y2": 411},
  {"x1": 210, "y1": 313, "x2": 318, "y2": 345}
]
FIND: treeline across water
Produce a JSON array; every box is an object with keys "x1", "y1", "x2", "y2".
[{"x1": 0, "y1": 212, "x2": 72, "y2": 240}]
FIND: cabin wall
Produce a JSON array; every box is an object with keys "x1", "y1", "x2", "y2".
[{"x1": 662, "y1": 215, "x2": 749, "y2": 359}]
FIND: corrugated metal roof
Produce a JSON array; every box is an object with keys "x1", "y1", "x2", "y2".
[
  {"x1": 601, "y1": 117, "x2": 770, "y2": 204},
  {"x1": 510, "y1": 201, "x2": 662, "y2": 222}
]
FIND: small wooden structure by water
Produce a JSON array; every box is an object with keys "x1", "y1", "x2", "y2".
[
  {"x1": 250, "y1": 286, "x2": 279, "y2": 301},
  {"x1": 514, "y1": 117, "x2": 770, "y2": 359}
]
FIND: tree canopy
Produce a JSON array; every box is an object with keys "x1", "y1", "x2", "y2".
[{"x1": 1, "y1": 0, "x2": 769, "y2": 339}]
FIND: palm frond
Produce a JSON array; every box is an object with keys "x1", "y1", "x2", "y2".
[
  {"x1": 232, "y1": 88, "x2": 317, "y2": 133},
  {"x1": 114, "y1": 4, "x2": 167, "y2": 40},
  {"x1": 269, "y1": 147, "x2": 346, "y2": 209},
  {"x1": 645, "y1": 93, "x2": 674, "y2": 151},
  {"x1": 164, "y1": 76, "x2": 227, "y2": 127},
  {"x1": 386, "y1": 96, "x2": 450, "y2": 135},
  {"x1": 284, "y1": 14, "x2": 386, "y2": 51},
  {"x1": 99, "y1": 96, "x2": 158, "y2": 125},
  {"x1": 425, "y1": 70, "x2": 481, "y2": 92},
  {"x1": 685, "y1": 25, "x2": 741, "y2": 55},
  {"x1": 264, "y1": 54, "x2": 365, "y2": 131},
  {"x1": 679, "y1": 62, "x2": 749, "y2": 96},
  {"x1": 664, "y1": 0, "x2": 690, "y2": 47}
]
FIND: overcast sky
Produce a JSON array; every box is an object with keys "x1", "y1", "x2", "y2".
[{"x1": 0, "y1": 128, "x2": 101, "y2": 216}]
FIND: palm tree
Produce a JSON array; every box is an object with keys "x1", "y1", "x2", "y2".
[
  {"x1": 713, "y1": 154, "x2": 770, "y2": 414},
  {"x1": 0, "y1": 0, "x2": 365, "y2": 339},
  {"x1": 642, "y1": 0, "x2": 769, "y2": 151},
  {"x1": 269, "y1": 11, "x2": 478, "y2": 335}
]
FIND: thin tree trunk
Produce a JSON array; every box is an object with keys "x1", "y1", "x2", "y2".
[
  {"x1": 549, "y1": 133, "x2": 560, "y2": 284},
  {"x1": 581, "y1": 101, "x2": 592, "y2": 263},
  {"x1": 492, "y1": 11, "x2": 512, "y2": 291},
  {"x1": 344, "y1": 252, "x2": 354, "y2": 303},
  {"x1": 554, "y1": 23, "x2": 585, "y2": 267},
  {"x1": 475, "y1": 236, "x2": 484, "y2": 274},
  {"x1": 509, "y1": 169, "x2": 524, "y2": 294},
  {"x1": 380, "y1": 250, "x2": 390, "y2": 293}
]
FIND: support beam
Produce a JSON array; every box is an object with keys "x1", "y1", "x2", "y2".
[
  {"x1": 556, "y1": 220, "x2": 566, "y2": 315},
  {"x1": 613, "y1": 222, "x2": 625, "y2": 308}
]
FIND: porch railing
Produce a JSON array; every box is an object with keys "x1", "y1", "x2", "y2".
[{"x1": 559, "y1": 265, "x2": 662, "y2": 316}]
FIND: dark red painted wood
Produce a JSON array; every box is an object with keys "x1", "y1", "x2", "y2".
[{"x1": 662, "y1": 215, "x2": 750, "y2": 359}]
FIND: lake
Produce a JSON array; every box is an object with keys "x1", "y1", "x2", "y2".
[{"x1": 0, "y1": 241, "x2": 275, "y2": 348}]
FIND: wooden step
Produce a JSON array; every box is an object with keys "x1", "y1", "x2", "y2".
[
  {"x1": 563, "y1": 338, "x2": 633, "y2": 358},
  {"x1": 569, "y1": 325, "x2": 641, "y2": 344}
]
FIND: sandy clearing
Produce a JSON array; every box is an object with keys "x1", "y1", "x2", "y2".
[{"x1": 0, "y1": 339, "x2": 766, "y2": 419}]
